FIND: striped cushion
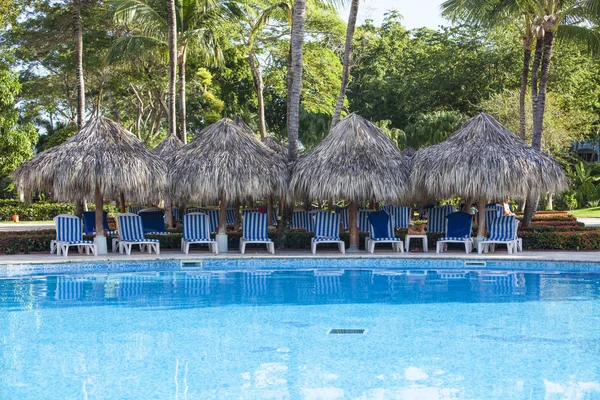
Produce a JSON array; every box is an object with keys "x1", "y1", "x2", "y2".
[
  {"x1": 291, "y1": 210, "x2": 308, "y2": 230},
  {"x1": 313, "y1": 211, "x2": 340, "y2": 240},
  {"x1": 183, "y1": 213, "x2": 210, "y2": 242},
  {"x1": 117, "y1": 214, "x2": 148, "y2": 242},
  {"x1": 381, "y1": 205, "x2": 411, "y2": 229},
  {"x1": 313, "y1": 236, "x2": 343, "y2": 242},
  {"x1": 243, "y1": 212, "x2": 270, "y2": 241},
  {"x1": 337, "y1": 207, "x2": 349, "y2": 230},
  {"x1": 486, "y1": 216, "x2": 517, "y2": 241},
  {"x1": 62, "y1": 240, "x2": 94, "y2": 245},
  {"x1": 172, "y1": 207, "x2": 180, "y2": 221},
  {"x1": 439, "y1": 236, "x2": 471, "y2": 241},
  {"x1": 370, "y1": 237, "x2": 401, "y2": 241},
  {"x1": 204, "y1": 209, "x2": 220, "y2": 233},
  {"x1": 427, "y1": 206, "x2": 454, "y2": 233},
  {"x1": 127, "y1": 206, "x2": 143, "y2": 214},
  {"x1": 357, "y1": 209, "x2": 374, "y2": 232},
  {"x1": 226, "y1": 208, "x2": 236, "y2": 225},
  {"x1": 55, "y1": 216, "x2": 84, "y2": 243}
]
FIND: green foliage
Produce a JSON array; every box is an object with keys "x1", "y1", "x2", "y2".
[
  {"x1": 374, "y1": 120, "x2": 406, "y2": 148},
  {"x1": 0, "y1": 52, "x2": 38, "y2": 175},
  {"x1": 403, "y1": 111, "x2": 466, "y2": 149},
  {"x1": 0, "y1": 200, "x2": 74, "y2": 221}
]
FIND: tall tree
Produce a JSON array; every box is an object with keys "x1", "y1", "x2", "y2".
[
  {"x1": 287, "y1": 0, "x2": 306, "y2": 163},
  {"x1": 111, "y1": 0, "x2": 235, "y2": 143},
  {"x1": 73, "y1": 0, "x2": 85, "y2": 129},
  {"x1": 331, "y1": 0, "x2": 359, "y2": 129},
  {"x1": 167, "y1": 0, "x2": 177, "y2": 138}
]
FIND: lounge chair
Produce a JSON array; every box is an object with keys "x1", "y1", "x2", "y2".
[
  {"x1": 185, "y1": 207, "x2": 201, "y2": 215},
  {"x1": 357, "y1": 209, "x2": 374, "y2": 233},
  {"x1": 181, "y1": 212, "x2": 218, "y2": 254},
  {"x1": 206, "y1": 209, "x2": 220, "y2": 233},
  {"x1": 311, "y1": 211, "x2": 345, "y2": 254},
  {"x1": 53, "y1": 214, "x2": 97, "y2": 257},
  {"x1": 427, "y1": 206, "x2": 451, "y2": 234},
  {"x1": 291, "y1": 209, "x2": 308, "y2": 230},
  {"x1": 83, "y1": 210, "x2": 121, "y2": 253},
  {"x1": 337, "y1": 206, "x2": 349, "y2": 230},
  {"x1": 380, "y1": 205, "x2": 412, "y2": 229},
  {"x1": 172, "y1": 207, "x2": 180, "y2": 222},
  {"x1": 226, "y1": 207, "x2": 236, "y2": 225},
  {"x1": 116, "y1": 213, "x2": 160, "y2": 255},
  {"x1": 240, "y1": 211, "x2": 275, "y2": 254},
  {"x1": 478, "y1": 215, "x2": 519, "y2": 254},
  {"x1": 436, "y1": 211, "x2": 473, "y2": 254},
  {"x1": 127, "y1": 206, "x2": 143, "y2": 214},
  {"x1": 367, "y1": 210, "x2": 404, "y2": 253},
  {"x1": 139, "y1": 209, "x2": 168, "y2": 234}
]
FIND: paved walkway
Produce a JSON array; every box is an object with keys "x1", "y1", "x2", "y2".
[
  {"x1": 0, "y1": 249, "x2": 598, "y2": 265},
  {"x1": 0, "y1": 223, "x2": 54, "y2": 232},
  {"x1": 578, "y1": 218, "x2": 600, "y2": 227}
]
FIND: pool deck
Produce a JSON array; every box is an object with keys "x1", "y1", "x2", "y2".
[{"x1": 0, "y1": 249, "x2": 598, "y2": 265}]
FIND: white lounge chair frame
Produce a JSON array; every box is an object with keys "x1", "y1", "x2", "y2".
[
  {"x1": 53, "y1": 214, "x2": 97, "y2": 257},
  {"x1": 117, "y1": 213, "x2": 160, "y2": 255},
  {"x1": 181, "y1": 212, "x2": 218, "y2": 254}
]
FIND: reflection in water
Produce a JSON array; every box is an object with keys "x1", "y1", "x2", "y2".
[{"x1": 5, "y1": 269, "x2": 600, "y2": 309}]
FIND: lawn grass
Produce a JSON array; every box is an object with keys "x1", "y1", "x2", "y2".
[{"x1": 571, "y1": 207, "x2": 600, "y2": 218}]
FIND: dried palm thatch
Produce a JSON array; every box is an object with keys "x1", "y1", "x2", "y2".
[
  {"x1": 169, "y1": 118, "x2": 289, "y2": 203},
  {"x1": 401, "y1": 146, "x2": 416, "y2": 159},
  {"x1": 290, "y1": 113, "x2": 411, "y2": 203},
  {"x1": 411, "y1": 113, "x2": 567, "y2": 201},
  {"x1": 152, "y1": 135, "x2": 184, "y2": 158},
  {"x1": 13, "y1": 116, "x2": 167, "y2": 203}
]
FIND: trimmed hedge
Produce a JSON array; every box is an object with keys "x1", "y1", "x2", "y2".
[{"x1": 0, "y1": 201, "x2": 121, "y2": 221}]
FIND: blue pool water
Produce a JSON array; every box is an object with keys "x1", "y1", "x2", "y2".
[{"x1": 2, "y1": 265, "x2": 600, "y2": 399}]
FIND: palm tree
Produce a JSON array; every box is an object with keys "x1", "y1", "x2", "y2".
[
  {"x1": 73, "y1": 0, "x2": 85, "y2": 129},
  {"x1": 111, "y1": 0, "x2": 236, "y2": 143},
  {"x1": 242, "y1": 1, "x2": 291, "y2": 139},
  {"x1": 442, "y1": 0, "x2": 600, "y2": 225},
  {"x1": 288, "y1": 0, "x2": 307, "y2": 163},
  {"x1": 167, "y1": 0, "x2": 177, "y2": 139},
  {"x1": 331, "y1": 0, "x2": 359, "y2": 129}
]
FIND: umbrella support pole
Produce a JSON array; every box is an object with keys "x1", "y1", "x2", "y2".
[
  {"x1": 217, "y1": 194, "x2": 228, "y2": 253},
  {"x1": 216, "y1": 233, "x2": 228, "y2": 253},
  {"x1": 347, "y1": 200, "x2": 360, "y2": 252}
]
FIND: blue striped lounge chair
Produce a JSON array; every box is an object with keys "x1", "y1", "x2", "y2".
[
  {"x1": 436, "y1": 212, "x2": 473, "y2": 254},
  {"x1": 116, "y1": 213, "x2": 160, "y2": 255},
  {"x1": 291, "y1": 209, "x2": 308, "y2": 230},
  {"x1": 82, "y1": 211, "x2": 118, "y2": 236},
  {"x1": 206, "y1": 209, "x2": 220, "y2": 233},
  {"x1": 306, "y1": 209, "x2": 321, "y2": 232},
  {"x1": 181, "y1": 212, "x2": 218, "y2": 254},
  {"x1": 357, "y1": 209, "x2": 374, "y2": 232},
  {"x1": 484, "y1": 207, "x2": 501, "y2": 232},
  {"x1": 240, "y1": 212, "x2": 274, "y2": 254},
  {"x1": 311, "y1": 211, "x2": 345, "y2": 254},
  {"x1": 53, "y1": 214, "x2": 97, "y2": 257},
  {"x1": 127, "y1": 206, "x2": 143, "y2": 214},
  {"x1": 427, "y1": 206, "x2": 453, "y2": 234},
  {"x1": 381, "y1": 205, "x2": 412, "y2": 229},
  {"x1": 172, "y1": 207, "x2": 180, "y2": 222},
  {"x1": 185, "y1": 207, "x2": 201, "y2": 215},
  {"x1": 367, "y1": 210, "x2": 404, "y2": 253},
  {"x1": 419, "y1": 204, "x2": 435, "y2": 220},
  {"x1": 226, "y1": 208, "x2": 236, "y2": 225},
  {"x1": 478, "y1": 216, "x2": 519, "y2": 254},
  {"x1": 336, "y1": 206, "x2": 349, "y2": 230}
]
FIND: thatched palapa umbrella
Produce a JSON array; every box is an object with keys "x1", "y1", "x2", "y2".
[
  {"x1": 411, "y1": 112, "x2": 567, "y2": 237},
  {"x1": 153, "y1": 135, "x2": 184, "y2": 227},
  {"x1": 290, "y1": 113, "x2": 412, "y2": 251},
  {"x1": 169, "y1": 118, "x2": 288, "y2": 251},
  {"x1": 13, "y1": 116, "x2": 167, "y2": 254}
]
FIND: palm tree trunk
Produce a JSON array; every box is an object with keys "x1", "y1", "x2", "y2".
[
  {"x1": 178, "y1": 47, "x2": 188, "y2": 143},
  {"x1": 167, "y1": 0, "x2": 177, "y2": 139},
  {"x1": 249, "y1": 51, "x2": 267, "y2": 139},
  {"x1": 287, "y1": 0, "x2": 306, "y2": 164},
  {"x1": 519, "y1": 47, "x2": 531, "y2": 140},
  {"x1": 72, "y1": 0, "x2": 85, "y2": 219},
  {"x1": 525, "y1": 31, "x2": 555, "y2": 226},
  {"x1": 331, "y1": 0, "x2": 359, "y2": 130},
  {"x1": 73, "y1": 0, "x2": 85, "y2": 129}
]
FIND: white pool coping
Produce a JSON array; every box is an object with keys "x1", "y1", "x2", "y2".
[{"x1": 0, "y1": 249, "x2": 599, "y2": 265}]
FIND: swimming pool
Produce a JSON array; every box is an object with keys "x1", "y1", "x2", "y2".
[{"x1": 2, "y1": 262, "x2": 600, "y2": 399}]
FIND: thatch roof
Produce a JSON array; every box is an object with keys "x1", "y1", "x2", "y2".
[
  {"x1": 13, "y1": 116, "x2": 167, "y2": 203},
  {"x1": 401, "y1": 146, "x2": 416, "y2": 159},
  {"x1": 289, "y1": 113, "x2": 411, "y2": 202},
  {"x1": 152, "y1": 135, "x2": 184, "y2": 157},
  {"x1": 411, "y1": 113, "x2": 567, "y2": 200},
  {"x1": 169, "y1": 118, "x2": 289, "y2": 203}
]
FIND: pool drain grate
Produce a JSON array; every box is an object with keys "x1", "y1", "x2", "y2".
[{"x1": 328, "y1": 329, "x2": 366, "y2": 335}]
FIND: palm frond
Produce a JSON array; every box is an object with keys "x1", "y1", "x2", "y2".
[
  {"x1": 556, "y1": 23, "x2": 600, "y2": 55},
  {"x1": 106, "y1": 35, "x2": 167, "y2": 64},
  {"x1": 112, "y1": 0, "x2": 167, "y2": 40}
]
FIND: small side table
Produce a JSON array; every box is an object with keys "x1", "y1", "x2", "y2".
[{"x1": 405, "y1": 234, "x2": 428, "y2": 252}]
